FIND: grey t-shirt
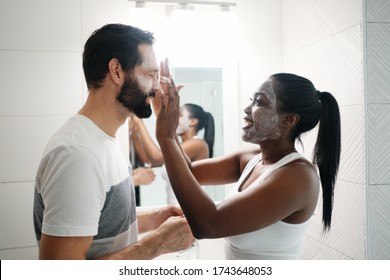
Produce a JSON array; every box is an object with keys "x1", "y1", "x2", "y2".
[{"x1": 34, "y1": 114, "x2": 137, "y2": 259}]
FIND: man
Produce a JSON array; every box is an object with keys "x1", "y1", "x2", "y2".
[{"x1": 33, "y1": 24, "x2": 194, "y2": 259}]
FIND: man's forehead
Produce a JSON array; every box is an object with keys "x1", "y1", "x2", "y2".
[{"x1": 138, "y1": 44, "x2": 159, "y2": 70}]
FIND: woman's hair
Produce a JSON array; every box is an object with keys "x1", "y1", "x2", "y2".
[
  {"x1": 83, "y1": 24, "x2": 155, "y2": 90},
  {"x1": 184, "y1": 103, "x2": 215, "y2": 158},
  {"x1": 270, "y1": 73, "x2": 341, "y2": 231}
]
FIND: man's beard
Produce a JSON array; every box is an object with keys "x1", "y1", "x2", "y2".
[{"x1": 117, "y1": 75, "x2": 152, "y2": 118}]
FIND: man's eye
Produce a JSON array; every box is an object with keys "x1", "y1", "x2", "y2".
[{"x1": 250, "y1": 97, "x2": 261, "y2": 105}]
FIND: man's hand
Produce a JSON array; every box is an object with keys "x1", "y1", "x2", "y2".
[
  {"x1": 137, "y1": 205, "x2": 183, "y2": 234},
  {"x1": 151, "y1": 205, "x2": 183, "y2": 228},
  {"x1": 132, "y1": 167, "x2": 155, "y2": 186},
  {"x1": 153, "y1": 215, "x2": 195, "y2": 255}
]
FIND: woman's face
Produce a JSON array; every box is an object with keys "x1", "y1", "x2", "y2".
[
  {"x1": 176, "y1": 107, "x2": 191, "y2": 135},
  {"x1": 242, "y1": 79, "x2": 282, "y2": 143}
]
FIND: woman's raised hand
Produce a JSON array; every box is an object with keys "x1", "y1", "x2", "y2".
[{"x1": 155, "y1": 58, "x2": 183, "y2": 142}]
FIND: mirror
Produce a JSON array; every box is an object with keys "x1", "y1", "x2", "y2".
[
  {"x1": 128, "y1": 1, "x2": 240, "y2": 206},
  {"x1": 138, "y1": 67, "x2": 225, "y2": 206}
]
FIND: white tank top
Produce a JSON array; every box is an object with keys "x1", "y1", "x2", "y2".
[{"x1": 225, "y1": 152, "x2": 310, "y2": 260}]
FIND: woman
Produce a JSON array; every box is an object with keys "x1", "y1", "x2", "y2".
[
  {"x1": 130, "y1": 103, "x2": 215, "y2": 204},
  {"x1": 155, "y1": 64, "x2": 341, "y2": 259}
]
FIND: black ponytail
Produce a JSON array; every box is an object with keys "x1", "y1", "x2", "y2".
[
  {"x1": 203, "y1": 112, "x2": 215, "y2": 158},
  {"x1": 184, "y1": 104, "x2": 215, "y2": 158},
  {"x1": 271, "y1": 73, "x2": 341, "y2": 231},
  {"x1": 313, "y1": 91, "x2": 341, "y2": 231}
]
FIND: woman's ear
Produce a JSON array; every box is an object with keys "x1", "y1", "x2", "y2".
[
  {"x1": 189, "y1": 118, "x2": 199, "y2": 127},
  {"x1": 281, "y1": 113, "x2": 299, "y2": 127},
  {"x1": 108, "y1": 58, "x2": 123, "y2": 85}
]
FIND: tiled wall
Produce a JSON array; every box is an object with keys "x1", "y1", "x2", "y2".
[
  {"x1": 0, "y1": 0, "x2": 131, "y2": 259},
  {"x1": 365, "y1": 0, "x2": 390, "y2": 260},
  {"x1": 282, "y1": 0, "x2": 366, "y2": 259}
]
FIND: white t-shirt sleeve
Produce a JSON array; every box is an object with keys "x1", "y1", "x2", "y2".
[{"x1": 40, "y1": 145, "x2": 106, "y2": 237}]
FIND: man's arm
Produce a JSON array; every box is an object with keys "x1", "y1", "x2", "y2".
[
  {"x1": 39, "y1": 215, "x2": 194, "y2": 260},
  {"x1": 137, "y1": 205, "x2": 184, "y2": 234}
]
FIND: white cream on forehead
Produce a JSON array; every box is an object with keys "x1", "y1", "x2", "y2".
[{"x1": 134, "y1": 44, "x2": 159, "y2": 92}]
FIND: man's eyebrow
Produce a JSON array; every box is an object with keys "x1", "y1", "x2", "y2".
[
  {"x1": 147, "y1": 67, "x2": 159, "y2": 73},
  {"x1": 253, "y1": 92, "x2": 267, "y2": 98}
]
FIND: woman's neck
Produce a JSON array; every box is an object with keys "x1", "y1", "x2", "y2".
[
  {"x1": 259, "y1": 142, "x2": 297, "y2": 165},
  {"x1": 180, "y1": 128, "x2": 197, "y2": 142}
]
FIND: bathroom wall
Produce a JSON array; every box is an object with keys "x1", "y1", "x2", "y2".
[
  {"x1": 236, "y1": 0, "x2": 283, "y2": 122},
  {"x1": 282, "y1": 0, "x2": 366, "y2": 259},
  {"x1": 0, "y1": 0, "x2": 132, "y2": 259},
  {"x1": 365, "y1": 0, "x2": 390, "y2": 260}
]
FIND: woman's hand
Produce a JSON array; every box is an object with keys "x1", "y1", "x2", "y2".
[{"x1": 155, "y1": 58, "x2": 183, "y2": 142}]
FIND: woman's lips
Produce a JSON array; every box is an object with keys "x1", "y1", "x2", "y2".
[{"x1": 243, "y1": 117, "x2": 253, "y2": 129}]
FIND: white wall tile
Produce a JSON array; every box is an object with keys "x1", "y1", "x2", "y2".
[
  {"x1": 301, "y1": 235, "x2": 353, "y2": 259},
  {"x1": 254, "y1": 0, "x2": 282, "y2": 55},
  {"x1": 367, "y1": 104, "x2": 390, "y2": 184},
  {"x1": 284, "y1": 25, "x2": 363, "y2": 106},
  {"x1": 367, "y1": 23, "x2": 390, "y2": 104},
  {"x1": 0, "y1": 182, "x2": 36, "y2": 249},
  {"x1": 333, "y1": 26, "x2": 364, "y2": 106},
  {"x1": 0, "y1": 115, "x2": 71, "y2": 182},
  {"x1": 283, "y1": 0, "x2": 361, "y2": 54},
  {"x1": 327, "y1": 181, "x2": 366, "y2": 259},
  {"x1": 367, "y1": 184, "x2": 390, "y2": 259},
  {"x1": 366, "y1": 0, "x2": 390, "y2": 22},
  {"x1": 0, "y1": 246, "x2": 38, "y2": 260},
  {"x1": 0, "y1": 0, "x2": 81, "y2": 51},
  {"x1": 0, "y1": 51, "x2": 83, "y2": 116},
  {"x1": 304, "y1": 181, "x2": 366, "y2": 259},
  {"x1": 81, "y1": 0, "x2": 130, "y2": 44},
  {"x1": 338, "y1": 105, "x2": 364, "y2": 184}
]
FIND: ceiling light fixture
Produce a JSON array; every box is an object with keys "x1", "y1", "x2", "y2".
[{"x1": 130, "y1": 0, "x2": 236, "y2": 8}]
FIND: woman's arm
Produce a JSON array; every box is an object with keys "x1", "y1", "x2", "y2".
[
  {"x1": 155, "y1": 69, "x2": 317, "y2": 239},
  {"x1": 132, "y1": 117, "x2": 164, "y2": 166}
]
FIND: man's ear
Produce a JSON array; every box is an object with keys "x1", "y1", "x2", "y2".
[
  {"x1": 108, "y1": 58, "x2": 123, "y2": 85},
  {"x1": 281, "y1": 113, "x2": 299, "y2": 127}
]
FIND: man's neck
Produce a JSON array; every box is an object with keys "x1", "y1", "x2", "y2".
[{"x1": 78, "y1": 91, "x2": 128, "y2": 138}]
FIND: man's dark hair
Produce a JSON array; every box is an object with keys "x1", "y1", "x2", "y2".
[{"x1": 83, "y1": 24, "x2": 155, "y2": 89}]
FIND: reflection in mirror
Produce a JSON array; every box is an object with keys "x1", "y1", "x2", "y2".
[
  {"x1": 128, "y1": 1, "x2": 239, "y2": 206},
  {"x1": 139, "y1": 67, "x2": 225, "y2": 206}
]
